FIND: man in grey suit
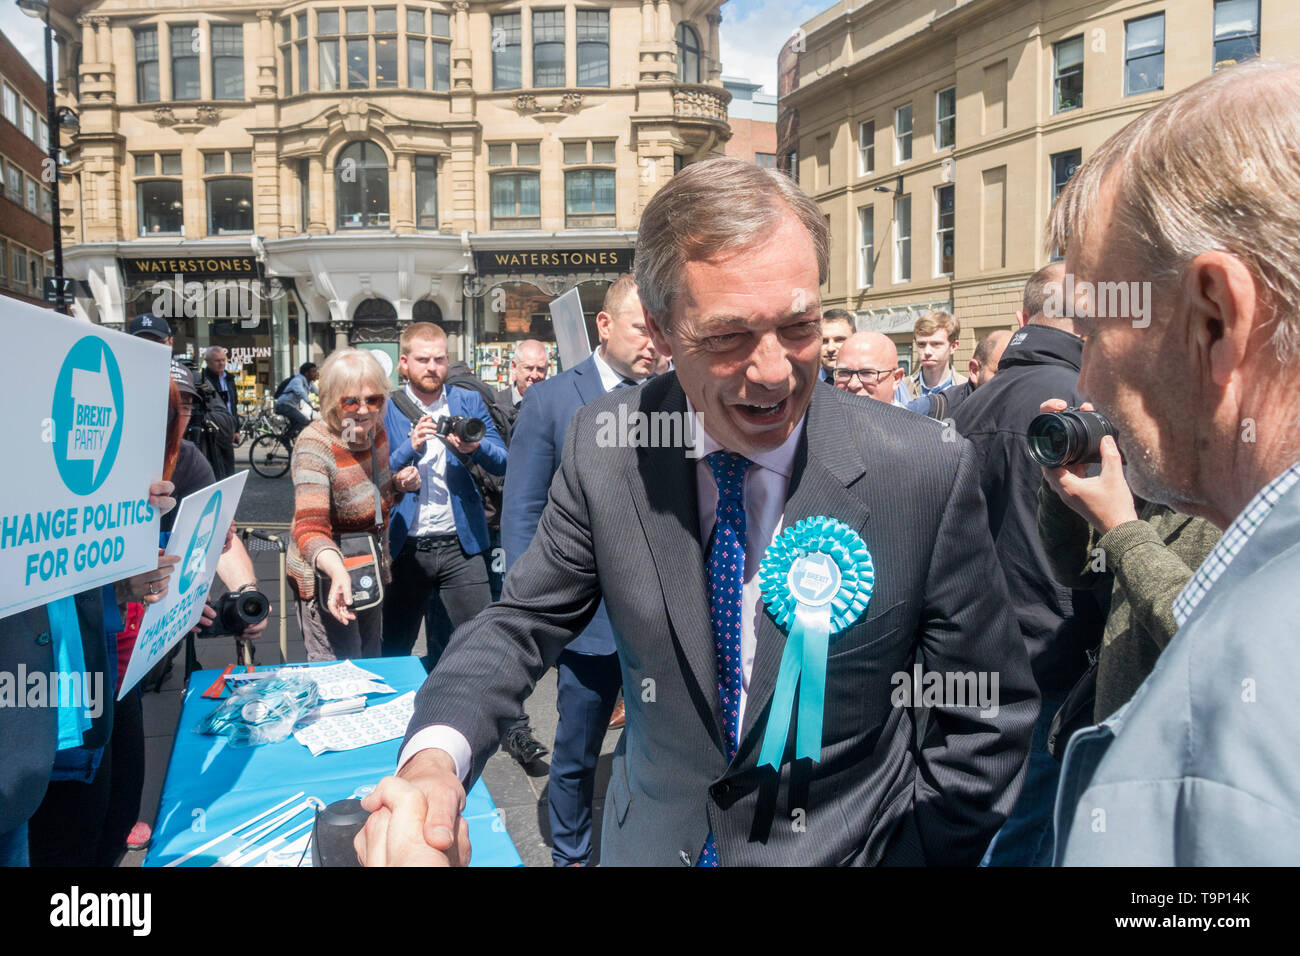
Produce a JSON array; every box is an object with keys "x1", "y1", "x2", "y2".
[
  {"x1": 358, "y1": 158, "x2": 1037, "y2": 867},
  {"x1": 1046, "y1": 59, "x2": 1300, "y2": 865}
]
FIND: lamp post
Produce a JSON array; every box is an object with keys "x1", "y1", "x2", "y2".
[{"x1": 16, "y1": 0, "x2": 66, "y2": 313}]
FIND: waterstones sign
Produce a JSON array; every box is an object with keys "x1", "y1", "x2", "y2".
[
  {"x1": 117, "y1": 256, "x2": 262, "y2": 282},
  {"x1": 474, "y1": 247, "x2": 633, "y2": 275}
]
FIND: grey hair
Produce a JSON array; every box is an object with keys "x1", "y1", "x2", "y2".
[
  {"x1": 204, "y1": 346, "x2": 227, "y2": 360},
  {"x1": 511, "y1": 339, "x2": 548, "y2": 365},
  {"x1": 1046, "y1": 58, "x2": 1300, "y2": 363},
  {"x1": 634, "y1": 157, "x2": 830, "y2": 329},
  {"x1": 316, "y1": 348, "x2": 390, "y2": 433}
]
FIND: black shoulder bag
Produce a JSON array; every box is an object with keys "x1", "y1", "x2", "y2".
[{"x1": 316, "y1": 443, "x2": 385, "y2": 613}]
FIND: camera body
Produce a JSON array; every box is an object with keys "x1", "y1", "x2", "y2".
[
  {"x1": 205, "y1": 588, "x2": 271, "y2": 637},
  {"x1": 433, "y1": 415, "x2": 486, "y2": 444},
  {"x1": 1026, "y1": 407, "x2": 1117, "y2": 468}
]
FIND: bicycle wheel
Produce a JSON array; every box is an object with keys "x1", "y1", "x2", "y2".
[{"x1": 249, "y1": 434, "x2": 292, "y2": 479}]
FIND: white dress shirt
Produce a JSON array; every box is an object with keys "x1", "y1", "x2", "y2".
[
  {"x1": 589, "y1": 345, "x2": 643, "y2": 391},
  {"x1": 406, "y1": 384, "x2": 456, "y2": 536},
  {"x1": 397, "y1": 390, "x2": 799, "y2": 780}
]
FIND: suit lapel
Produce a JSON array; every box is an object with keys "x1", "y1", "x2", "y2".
[
  {"x1": 626, "y1": 377, "x2": 726, "y2": 750},
  {"x1": 572, "y1": 354, "x2": 607, "y2": 406},
  {"x1": 738, "y1": 388, "x2": 871, "y2": 749}
]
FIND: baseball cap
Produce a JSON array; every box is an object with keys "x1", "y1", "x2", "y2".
[
  {"x1": 128, "y1": 313, "x2": 173, "y2": 342},
  {"x1": 170, "y1": 361, "x2": 199, "y2": 399}
]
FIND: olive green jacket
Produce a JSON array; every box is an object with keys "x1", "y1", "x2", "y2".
[{"x1": 1036, "y1": 482, "x2": 1221, "y2": 721}]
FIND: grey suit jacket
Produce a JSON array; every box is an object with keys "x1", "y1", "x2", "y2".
[
  {"x1": 406, "y1": 375, "x2": 1037, "y2": 865},
  {"x1": 1055, "y1": 475, "x2": 1300, "y2": 865}
]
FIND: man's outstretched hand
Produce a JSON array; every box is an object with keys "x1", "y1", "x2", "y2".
[{"x1": 355, "y1": 749, "x2": 471, "y2": 867}]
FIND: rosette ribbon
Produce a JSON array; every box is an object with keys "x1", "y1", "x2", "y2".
[{"x1": 757, "y1": 516, "x2": 874, "y2": 770}]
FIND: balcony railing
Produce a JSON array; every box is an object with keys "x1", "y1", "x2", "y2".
[{"x1": 673, "y1": 84, "x2": 729, "y2": 122}]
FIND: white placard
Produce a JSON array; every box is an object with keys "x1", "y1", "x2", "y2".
[
  {"x1": 0, "y1": 299, "x2": 170, "y2": 620},
  {"x1": 117, "y1": 471, "x2": 248, "y2": 698},
  {"x1": 549, "y1": 286, "x2": 592, "y2": 371}
]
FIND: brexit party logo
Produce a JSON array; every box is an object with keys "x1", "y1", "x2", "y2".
[
  {"x1": 51, "y1": 336, "x2": 125, "y2": 496},
  {"x1": 177, "y1": 490, "x2": 223, "y2": 594}
]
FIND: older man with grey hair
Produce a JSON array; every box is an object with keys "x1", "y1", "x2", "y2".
[
  {"x1": 1047, "y1": 59, "x2": 1300, "y2": 865},
  {"x1": 199, "y1": 345, "x2": 240, "y2": 477},
  {"x1": 358, "y1": 157, "x2": 1035, "y2": 867},
  {"x1": 493, "y1": 338, "x2": 550, "y2": 427}
]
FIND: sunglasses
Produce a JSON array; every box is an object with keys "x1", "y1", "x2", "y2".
[{"x1": 340, "y1": 394, "x2": 385, "y2": 411}]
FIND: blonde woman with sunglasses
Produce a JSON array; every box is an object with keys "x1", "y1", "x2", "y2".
[{"x1": 287, "y1": 349, "x2": 421, "y2": 660}]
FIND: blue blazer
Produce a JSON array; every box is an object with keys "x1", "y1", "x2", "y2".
[
  {"x1": 501, "y1": 354, "x2": 614, "y2": 655},
  {"x1": 385, "y1": 385, "x2": 508, "y2": 557}
]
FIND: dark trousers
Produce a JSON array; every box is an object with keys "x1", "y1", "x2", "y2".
[
  {"x1": 275, "y1": 402, "x2": 310, "y2": 439},
  {"x1": 382, "y1": 536, "x2": 491, "y2": 669},
  {"x1": 27, "y1": 689, "x2": 145, "y2": 867},
  {"x1": 549, "y1": 650, "x2": 621, "y2": 867}
]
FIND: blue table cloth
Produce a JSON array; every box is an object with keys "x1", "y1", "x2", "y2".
[{"x1": 144, "y1": 656, "x2": 522, "y2": 867}]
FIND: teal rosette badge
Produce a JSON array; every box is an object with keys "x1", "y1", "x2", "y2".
[{"x1": 757, "y1": 516, "x2": 874, "y2": 769}]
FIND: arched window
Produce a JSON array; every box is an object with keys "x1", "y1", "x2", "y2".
[
  {"x1": 676, "y1": 23, "x2": 701, "y2": 84},
  {"x1": 336, "y1": 141, "x2": 390, "y2": 229},
  {"x1": 353, "y1": 297, "x2": 397, "y2": 323},
  {"x1": 413, "y1": 299, "x2": 443, "y2": 323}
]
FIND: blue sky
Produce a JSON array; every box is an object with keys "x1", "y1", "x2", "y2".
[
  {"x1": 0, "y1": 0, "x2": 829, "y2": 94},
  {"x1": 719, "y1": 0, "x2": 827, "y2": 93},
  {"x1": 1, "y1": 3, "x2": 48, "y2": 74}
]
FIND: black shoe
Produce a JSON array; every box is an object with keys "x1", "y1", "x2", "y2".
[{"x1": 502, "y1": 727, "x2": 548, "y2": 766}]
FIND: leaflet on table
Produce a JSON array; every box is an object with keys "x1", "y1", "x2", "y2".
[
  {"x1": 293, "y1": 691, "x2": 416, "y2": 757},
  {"x1": 117, "y1": 471, "x2": 249, "y2": 698},
  {"x1": 0, "y1": 299, "x2": 170, "y2": 620},
  {"x1": 226, "y1": 660, "x2": 396, "y2": 699}
]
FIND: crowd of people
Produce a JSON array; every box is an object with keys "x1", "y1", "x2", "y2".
[{"x1": 3, "y1": 57, "x2": 1297, "y2": 869}]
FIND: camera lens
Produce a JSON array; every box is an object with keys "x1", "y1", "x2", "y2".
[
  {"x1": 455, "y1": 417, "x2": 486, "y2": 443},
  {"x1": 1026, "y1": 409, "x2": 1116, "y2": 467}
]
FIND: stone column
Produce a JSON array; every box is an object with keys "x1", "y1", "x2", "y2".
[
  {"x1": 198, "y1": 21, "x2": 213, "y2": 101},
  {"x1": 641, "y1": 0, "x2": 655, "y2": 40},
  {"x1": 79, "y1": 16, "x2": 95, "y2": 55},
  {"x1": 331, "y1": 319, "x2": 352, "y2": 350},
  {"x1": 706, "y1": 13, "x2": 722, "y2": 83},
  {"x1": 393, "y1": 151, "x2": 415, "y2": 233},
  {"x1": 657, "y1": 1, "x2": 672, "y2": 44},
  {"x1": 308, "y1": 156, "x2": 327, "y2": 234},
  {"x1": 157, "y1": 21, "x2": 172, "y2": 102},
  {"x1": 94, "y1": 16, "x2": 111, "y2": 64}
]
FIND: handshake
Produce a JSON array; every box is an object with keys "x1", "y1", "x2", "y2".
[{"x1": 354, "y1": 749, "x2": 473, "y2": 867}]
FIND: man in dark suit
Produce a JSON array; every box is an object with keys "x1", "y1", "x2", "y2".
[
  {"x1": 199, "y1": 346, "x2": 239, "y2": 478},
  {"x1": 501, "y1": 276, "x2": 655, "y2": 866},
  {"x1": 359, "y1": 158, "x2": 1036, "y2": 867},
  {"x1": 494, "y1": 339, "x2": 550, "y2": 428}
]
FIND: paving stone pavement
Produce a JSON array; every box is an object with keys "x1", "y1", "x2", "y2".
[{"x1": 121, "y1": 454, "x2": 620, "y2": 867}]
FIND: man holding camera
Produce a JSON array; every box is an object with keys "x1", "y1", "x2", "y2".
[
  {"x1": 949, "y1": 262, "x2": 1108, "y2": 867},
  {"x1": 382, "y1": 322, "x2": 507, "y2": 667}
]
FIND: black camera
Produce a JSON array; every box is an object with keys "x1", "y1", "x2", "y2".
[
  {"x1": 434, "y1": 415, "x2": 486, "y2": 444},
  {"x1": 1026, "y1": 408, "x2": 1117, "y2": 468},
  {"x1": 205, "y1": 588, "x2": 270, "y2": 637}
]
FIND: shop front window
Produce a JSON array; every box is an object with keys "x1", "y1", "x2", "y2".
[{"x1": 471, "y1": 279, "x2": 611, "y2": 386}]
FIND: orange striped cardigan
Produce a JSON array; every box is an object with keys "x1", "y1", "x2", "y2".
[{"x1": 288, "y1": 419, "x2": 399, "y2": 601}]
